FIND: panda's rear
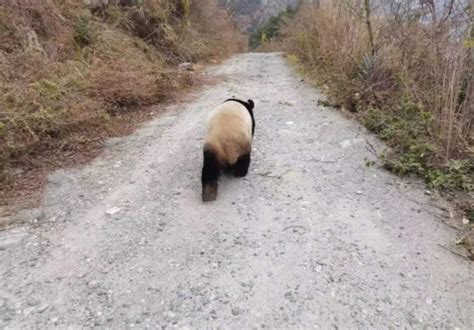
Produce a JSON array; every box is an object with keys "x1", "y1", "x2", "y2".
[{"x1": 201, "y1": 99, "x2": 255, "y2": 202}]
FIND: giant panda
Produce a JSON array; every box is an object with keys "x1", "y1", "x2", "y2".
[{"x1": 201, "y1": 98, "x2": 255, "y2": 202}]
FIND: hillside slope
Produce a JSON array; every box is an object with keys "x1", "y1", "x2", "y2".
[
  {"x1": 271, "y1": 2, "x2": 473, "y2": 218},
  {"x1": 0, "y1": 0, "x2": 245, "y2": 209}
]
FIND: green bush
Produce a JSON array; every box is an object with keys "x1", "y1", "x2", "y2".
[
  {"x1": 249, "y1": 6, "x2": 296, "y2": 49},
  {"x1": 74, "y1": 17, "x2": 96, "y2": 47}
]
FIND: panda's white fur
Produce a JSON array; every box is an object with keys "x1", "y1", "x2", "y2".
[
  {"x1": 204, "y1": 101, "x2": 253, "y2": 166},
  {"x1": 201, "y1": 99, "x2": 255, "y2": 201}
]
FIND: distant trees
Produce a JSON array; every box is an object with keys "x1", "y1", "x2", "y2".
[{"x1": 249, "y1": 5, "x2": 296, "y2": 48}]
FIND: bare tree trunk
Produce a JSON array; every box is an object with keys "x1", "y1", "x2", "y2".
[
  {"x1": 364, "y1": 0, "x2": 375, "y2": 55},
  {"x1": 464, "y1": 0, "x2": 474, "y2": 138}
]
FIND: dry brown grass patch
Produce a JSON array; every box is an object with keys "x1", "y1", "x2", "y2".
[{"x1": 90, "y1": 59, "x2": 167, "y2": 108}]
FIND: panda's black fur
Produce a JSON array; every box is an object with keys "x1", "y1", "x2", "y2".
[
  {"x1": 225, "y1": 98, "x2": 256, "y2": 136},
  {"x1": 201, "y1": 98, "x2": 255, "y2": 202}
]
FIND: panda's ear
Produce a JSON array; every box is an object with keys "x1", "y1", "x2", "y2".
[{"x1": 247, "y1": 99, "x2": 255, "y2": 109}]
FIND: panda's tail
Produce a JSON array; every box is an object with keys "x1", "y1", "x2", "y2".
[{"x1": 247, "y1": 99, "x2": 255, "y2": 109}]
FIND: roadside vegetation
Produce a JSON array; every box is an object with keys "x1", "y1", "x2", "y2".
[
  {"x1": 0, "y1": 0, "x2": 245, "y2": 207},
  {"x1": 258, "y1": 0, "x2": 473, "y2": 219}
]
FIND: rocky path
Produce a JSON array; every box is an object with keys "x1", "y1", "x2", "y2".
[{"x1": 0, "y1": 53, "x2": 472, "y2": 328}]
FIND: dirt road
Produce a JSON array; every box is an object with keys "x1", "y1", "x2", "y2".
[{"x1": 0, "y1": 53, "x2": 472, "y2": 328}]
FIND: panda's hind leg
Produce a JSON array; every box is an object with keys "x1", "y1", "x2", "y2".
[
  {"x1": 202, "y1": 149, "x2": 221, "y2": 202},
  {"x1": 233, "y1": 153, "x2": 250, "y2": 177}
]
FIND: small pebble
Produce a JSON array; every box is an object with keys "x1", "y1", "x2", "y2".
[
  {"x1": 37, "y1": 304, "x2": 49, "y2": 313},
  {"x1": 105, "y1": 207, "x2": 121, "y2": 216}
]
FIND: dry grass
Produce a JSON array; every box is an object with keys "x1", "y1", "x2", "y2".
[
  {"x1": 90, "y1": 59, "x2": 168, "y2": 108},
  {"x1": 0, "y1": 0, "x2": 245, "y2": 209},
  {"x1": 188, "y1": 0, "x2": 247, "y2": 60}
]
